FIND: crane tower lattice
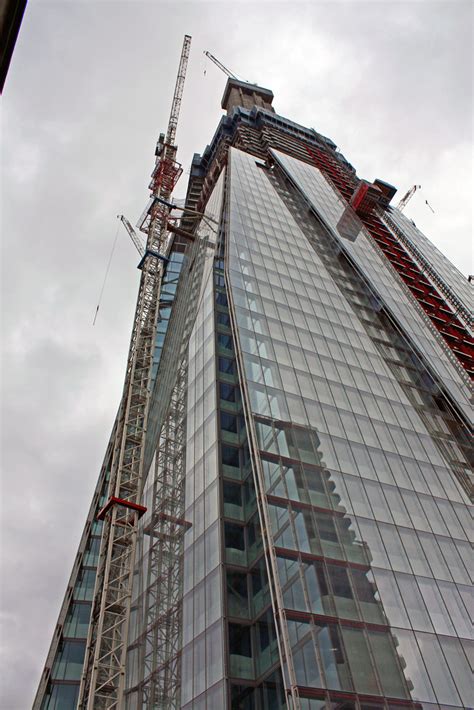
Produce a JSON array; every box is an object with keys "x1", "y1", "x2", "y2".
[{"x1": 78, "y1": 34, "x2": 192, "y2": 710}]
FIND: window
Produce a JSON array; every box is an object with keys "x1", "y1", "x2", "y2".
[
  {"x1": 227, "y1": 571, "x2": 249, "y2": 618},
  {"x1": 317, "y1": 623, "x2": 352, "y2": 691},
  {"x1": 41, "y1": 683, "x2": 79, "y2": 710},
  {"x1": 216, "y1": 291, "x2": 228, "y2": 306},
  {"x1": 63, "y1": 603, "x2": 91, "y2": 639},
  {"x1": 217, "y1": 311, "x2": 230, "y2": 328},
  {"x1": 416, "y1": 577, "x2": 454, "y2": 635},
  {"x1": 74, "y1": 568, "x2": 96, "y2": 601},
  {"x1": 51, "y1": 640, "x2": 85, "y2": 681},
  {"x1": 351, "y1": 569, "x2": 385, "y2": 624},
  {"x1": 220, "y1": 411, "x2": 238, "y2": 434},
  {"x1": 221, "y1": 445, "x2": 240, "y2": 468},
  {"x1": 217, "y1": 333, "x2": 233, "y2": 350},
  {"x1": 206, "y1": 622, "x2": 224, "y2": 686},
  {"x1": 218, "y1": 357, "x2": 235, "y2": 375},
  {"x1": 327, "y1": 564, "x2": 359, "y2": 621},
  {"x1": 224, "y1": 522, "x2": 246, "y2": 566},
  {"x1": 223, "y1": 481, "x2": 243, "y2": 520},
  {"x1": 368, "y1": 630, "x2": 410, "y2": 699},
  {"x1": 341, "y1": 627, "x2": 380, "y2": 695},
  {"x1": 229, "y1": 623, "x2": 253, "y2": 679},
  {"x1": 416, "y1": 632, "x2": 462, "y2": 706},
  {"x1": 395, "y1": 573, "x2": 432, "y2": 632},
  {"x1": 83, "y1": 537, "x2": 100, "y2": 566},
  {"x1": 220, "y1": 382, "x2": 237, "y2": 402}
]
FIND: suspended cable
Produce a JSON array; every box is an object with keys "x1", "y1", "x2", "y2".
[{"x1": 93, "y1": 221, "x2": 120, "y2": 325}]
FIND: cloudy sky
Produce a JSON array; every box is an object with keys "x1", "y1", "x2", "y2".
[{"x1": 1, "y1": 0, "x2": 472, "y2": 707}]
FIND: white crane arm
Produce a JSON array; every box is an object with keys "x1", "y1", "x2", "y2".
[
  {"x1": 203, "y1": 50, "x2": 238, "y2": 79},
  {"x1": 118, "y1": 214, "x2": 145, "y2": 256}
]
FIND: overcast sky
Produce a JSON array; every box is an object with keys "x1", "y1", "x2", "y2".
[{"x1": 1, "y1": 1, "x2": 472, "y2": 707}]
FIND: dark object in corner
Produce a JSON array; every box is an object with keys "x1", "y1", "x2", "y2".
[{"x1": 0, "y1": 0, "x2": 28, "y2": 93}]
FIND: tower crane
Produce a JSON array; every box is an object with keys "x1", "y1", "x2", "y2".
[
  {"x1": 203, "y1": 50, "x2": 238, "y2": 78},
  {"x1": 78, "y1": 34, "x2": 191, "y2": 710},
  {"x1": 118, "y1": 214, "x2": 144, "y2": 257},
  {"x1": 397, "y1": 184, "x2": 421, "y2": 211}
]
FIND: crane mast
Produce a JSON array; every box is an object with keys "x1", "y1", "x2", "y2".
[{"x1": 78, "y1": 34, "x2": 191, "y2": 710}]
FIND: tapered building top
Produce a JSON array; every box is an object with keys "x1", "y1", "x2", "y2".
[{"x1": 221, "y1": 77, "x2": 275, "y2": 114}]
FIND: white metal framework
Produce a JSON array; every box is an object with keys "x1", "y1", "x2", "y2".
[
  {"x1": 78, "y1": 35, "x2": 191, "y2": 710},
  {"x1": 118, "y1": 215, "x2": 145, "y2": 257},
  {"x1": 139, "y1": 361, "x2": 188, "y2": 708},
  {"x1": 124, "y1": 184, "x2": 221, "y2": 707},
  {"x1": 396, "y1": 183, "x2": 420, "y2": 211},
  {"x1": 203, "y1": 50, "x2": 238, "y2": 79}
]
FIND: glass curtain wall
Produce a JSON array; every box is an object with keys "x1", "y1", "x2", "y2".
[
  {"x1": 225, "y1": 147, "x2": 472, "y2": 709},
  {"x1": 216, "y1": 253, "x2": 287, "y2": 710},
  {"x1": 124, "y1": 172, "x2": 225, "y2": 709},
  {"x1": 178, "y1": 172, "x2": 227, "y2": 709},
  {"x1": 39, "y1": 469, "x2": 110, "y2": 710},
  {"x1": 270, "y1": 149, "x2": 471, "y2": 423}
]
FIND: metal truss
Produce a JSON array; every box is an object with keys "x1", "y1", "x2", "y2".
[
  {"x1": 120, "y1": 173, "x2": 221, "y2": 710},
  {"x1": 78, "y1": 210, "x2": 169, "y2": 710},
  {"x1": 137, "y1": 358, "x2": 188, "y2": 708},
  {"x1": 380, "y1": 209, "x2": 473, "y2": 330},
  {"x1": 123, "y1": 201, "x2": 219, "y2": 709},
  {"x1": 78, "y1": 35, "x2": 192, "y2": 710}
]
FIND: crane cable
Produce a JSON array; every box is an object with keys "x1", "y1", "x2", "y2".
[{"x1": 93, "y1": 221, "x2": 120, "y2": 325}]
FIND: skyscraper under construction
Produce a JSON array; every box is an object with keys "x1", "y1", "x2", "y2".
[{"x1": 34, "y1": 39, "x2": 473, "y2": 710}]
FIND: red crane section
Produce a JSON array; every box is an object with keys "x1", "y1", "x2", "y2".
[{"x1": 305, "y1": 145, "x2": 474, "y2": 379}]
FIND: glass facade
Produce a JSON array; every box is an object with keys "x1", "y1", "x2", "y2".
[
  {"x1": 123, "y1": 172, "x2": 226, "y2": 709},
  {"x1": 38, "y1": 467, "x2": 110, "y2": 710},
  {"x1": 179, "y1": 172, "x2": 226, "y2": 708},
  {"x1": 270, "y1": 149, "x2": 471, "y2": 422},
  {"x1": 222, "y1": 147, "x2": 472, "y2": 708},
  {"x1": 151, "y1": 249, "x2": 185, "y2": 382}
]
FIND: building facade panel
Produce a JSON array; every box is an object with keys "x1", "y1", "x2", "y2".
[
  {"x1": 225, "y1": 146, "x2": 472, "y2": 708},
  {"x1": 270, "y1": 149, "x2": 471, "y2": 421}
]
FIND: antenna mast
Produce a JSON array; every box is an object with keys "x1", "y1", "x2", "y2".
[{"x1": 78, "y1": 34, "x2": 191, "y2": 710}]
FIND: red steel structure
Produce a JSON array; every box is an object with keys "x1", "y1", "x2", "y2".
[{"x1": 305, "y1": 145, "x2": 474, "y2": 379}]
